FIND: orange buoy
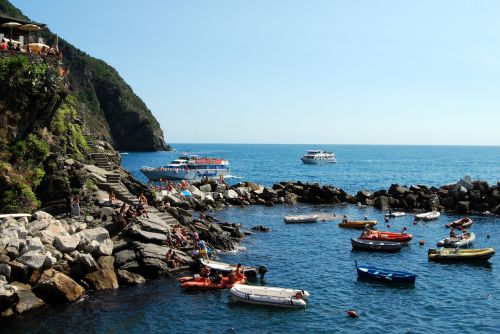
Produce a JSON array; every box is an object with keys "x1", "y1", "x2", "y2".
[
  {"x1": 347, "y1": 309, "x2": 358, "y2": 318},
  {"x1": 419, "y1": 240, "x2": 426, "y2": 245}
]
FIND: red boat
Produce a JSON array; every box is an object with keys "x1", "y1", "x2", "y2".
[
  {"x1": 445, "y1": 217, "x2": 473, "y2": 229},
  {"x1": 179, "y1": 276, "x2": 246, "y2": 290},
  {"x1": 360, "y1": 229, "x2": 413, "y2": 243}
]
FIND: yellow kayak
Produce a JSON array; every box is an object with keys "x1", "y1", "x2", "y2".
[
  {"x1": 338, "y1": 220, "x2": 377, "y2": 229},
  {"x1": 428, "y1": 248, "x2": 495, "y2": 263}
]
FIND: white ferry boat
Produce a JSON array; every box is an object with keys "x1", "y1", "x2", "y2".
[
  {"x1": 300, "y1": 149, "x2": 336, "y2": 164},
  {"x1": 140, "y1": 155, "x2": 230, "y2": 181}
]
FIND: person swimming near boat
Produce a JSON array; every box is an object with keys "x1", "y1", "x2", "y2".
[
  {"x1": 200, "y1": 265, "x2": 211, "y2": 282},
  {"x1": 401, "y1": 226, "x2": 408, "y2": 234}
]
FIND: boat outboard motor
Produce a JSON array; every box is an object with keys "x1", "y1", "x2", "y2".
[{"x1": 258, "y1": 265, "x2": 268, "y2": 280}]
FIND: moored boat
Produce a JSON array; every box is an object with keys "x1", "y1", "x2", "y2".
[
  {"x1": 360, "y1": 229, "x2": 413, "y2": 243},
  {"x1": 385, "y1": 211, "x2": 406, "y2": 218},
  {"x1": 201, "y1": 259, "x2": 267, "y2": 281},
  {"x1": 437, "y1": 231, "x2": 475, "y2": 248},
  {"x1": 284, "y1": 214, "x2": 319, "y2": 224},
  {"x1": 338, "y1": 220, "x2": 377, "y2": 229},
  {"x1": 428, "y1": 248, "x2": 495, "y2": 263},
  {"x1": 445, "y1": 217, "x2": 473, "y2": 229},
  {"x1": 415, "y1": 211, "x2": 441, "y2": 221},
  {"x1": 229, "y1": 284, "x2": 310, "y2": 308},
  {"x1": 355, "y1": 261, "x2": 416, "y2": 284},
  {"x1": 351, "y1": 238, "x2": 403, "y2": 252},
  {"x1": 141, "y1": 155, "x2": 230, "y2": 181},
  {"x1": 180, "y1": 276, "x2": 246, "y2": 290}
]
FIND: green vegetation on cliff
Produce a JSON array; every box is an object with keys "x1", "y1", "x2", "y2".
[{"x1": 0, "y1": 0, "x2": 169, "y2": 151}]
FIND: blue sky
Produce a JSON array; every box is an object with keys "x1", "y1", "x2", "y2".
[{"x1": 12, "y1": 0, "x2": 500, "y2": 145}]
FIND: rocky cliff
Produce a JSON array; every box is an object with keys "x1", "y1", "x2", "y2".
[{"x1": 0, "y1": 0, "x2": 169, "y2": 151}]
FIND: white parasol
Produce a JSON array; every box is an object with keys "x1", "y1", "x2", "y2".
[{"x1": 1, "y1": 21, "x2": 22, "y2": 38}]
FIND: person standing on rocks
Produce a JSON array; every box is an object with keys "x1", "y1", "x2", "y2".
[
  {"x1": 198, "y1": 239, "x2": 210, "y2": 262},
  {"x1": 71, "y1": 196, "x2": 80, "y2": 218}
]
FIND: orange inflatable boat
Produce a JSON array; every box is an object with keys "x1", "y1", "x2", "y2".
[{"x1": 179, "y1": 276, "x2": 246, "y2": 290}]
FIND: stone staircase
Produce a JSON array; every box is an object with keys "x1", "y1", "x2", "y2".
[{"x1": 84, "y1": 132, "x2": 179, "y2": 227}]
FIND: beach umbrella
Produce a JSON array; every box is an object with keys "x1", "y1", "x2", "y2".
[
  {"x1": 1, "y1": 21, "x2": 21, "y2": 38},
  {"x1": 19, "y1": 24, "x2": 41, "y2": 43},
  {"x1": 19, "y1": 24, "x2": 41, "y2": 32}
]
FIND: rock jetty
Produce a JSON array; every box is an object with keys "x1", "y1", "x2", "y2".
[{"x1": 161, "y1": 176, "x2": 499, "y2": 215}]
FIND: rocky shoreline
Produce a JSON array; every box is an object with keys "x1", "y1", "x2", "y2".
[{"x1": 1, "y1": 174, "x2": 498, "y2": 319}]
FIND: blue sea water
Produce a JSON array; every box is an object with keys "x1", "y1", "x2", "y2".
[{"x1": 4, "y1": 144, "x2": 500, "y2": 333}]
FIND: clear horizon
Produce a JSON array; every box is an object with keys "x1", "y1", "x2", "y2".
[{"x1": 12, "y1": 0, "x2": 500, "y2": 146}]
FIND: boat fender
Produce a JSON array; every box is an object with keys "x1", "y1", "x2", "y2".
[
  {"x1": 295, "y1": 292, "x2": 303, "y2": 300},
  {"x1": 347, "y1": 309, "x2": 358, "y2": 318}
]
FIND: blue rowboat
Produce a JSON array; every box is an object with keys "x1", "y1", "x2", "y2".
[{"x1": 355, "y1": 261, "x2": 416, "y2": 284}]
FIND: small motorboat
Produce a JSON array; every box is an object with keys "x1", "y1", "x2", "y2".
[
  {"x1": 437, "y1": 231, "x2": 476, "y2": 248},
  {"x1": 355, "y1": 261, "x2": 416, "y2": 284},
  {"x1": 201, "y1": 259, "x2": 267, "y2": 281},
  {"x1": 360, "y1": 229, "x2": 413, "y2": 243},
  {"x1": 284, "y1": 214, "x2": 319, "y2": 224},
  {"x1": 229, "y1": 284, "x2": 310, "y2": 308},
  {"x1": 338, "y1": 220, "x2": 377, "y2": 229},
  {"x1": 385, "y1": 212, "x2": 406, "y2": 218},
  {"x1": 351, "y1": 238, "x2": 403, "y2": 252},
  {"x1": 445, "y1": 217, "x2": 473, "y2": 229},
  {"x1": 428, "y1": 248, "x2": 495, "y2": 263},
  {"x1": 180, "y1": 276, "x2": 246, "y2": 290},
  {"x1": 415, "y1": 211, "x2": 441, "y2": 221}
]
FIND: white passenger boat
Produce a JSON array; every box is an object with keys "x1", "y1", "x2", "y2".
[
  {"x1": 229, "y1": 284, "x2": 310, "y2": 308},
  {"x1": 415, "y1": 211, "x2": 441, "y2": 221},
  {"x1": 301, "y1": 149, "x2": 336, "y2": 164},
  {"x1": 284, "y1": 214, "x2": 319, "y2": 224},
  {"x1": 140, "y1": 155, "x2": 230, "y2": 181}
]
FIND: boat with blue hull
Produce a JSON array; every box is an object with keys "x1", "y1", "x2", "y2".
[{"x1": 355, "y1": 261, "x2": 416, "y2": 284}]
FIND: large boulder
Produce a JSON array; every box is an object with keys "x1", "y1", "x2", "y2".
[
  {"x1": 8, "y1": 261, "x2": 30, "y2": 282},
  {"x1": 0, "y1": 264, "x2": 11, "y2": 280},
  {"x1": 223, "y1": 189, "x2": 239, "y2": 200},
  {"x1": 76, "y1": 253, "x2": 99, "y2": 273},
  {"x1": 0, "y1": 277, "x2": 19, "y2": 311},
  {"x1": 33, "y1": 269, "x2": 85, "y2": 303},
  {"x1": 17, "y1": 251, "x2": 46, "y2": 270},
  {"x1": 456, "y1": 201, "x2": 470, "y2": 213},
  {"x1": 373, "y1": 196, "x2": 389, "y2": 210},
  {"x1": 33, "y1": 211, "x2": 54, "y2": 221},
  {"x1": 262, "y1": 188, "x2": 278, "y2": 200},
  {"x1": 114, "y1": 249, "x2": 137, "y2": 268},
  {"x1": 116, "y1": 269, "x2": 146, "y2": 286},
  {"x1": 426, "y1": 194, "x2": 440, "y2": 211},
  {"x1": 199, "y1": 184, "x2": 212, "y2": 193},
  {"x1": 128, "y1": 225, "x2": 166, "y2": 244},
  {"x1": 54, "y1": 235, "x2": 81, "y2": 253},
  {"x1": 84, "y1": 256, "x2": 118, "y2": 290},
  {"x1": 284, "y1": 192, "x2": 299, "y2": 205},
  {"x1": 189, "y1": 186, "x2": 206, "y2": 200},
  {"x1": 10, "y1": 282, "x2": 45, "y2": 314}
]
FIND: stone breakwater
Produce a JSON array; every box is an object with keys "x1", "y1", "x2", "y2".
[
  {"x1": 0, "y1": 204, "x2": 245, "y2": 319},
  {"x1": 166, "y1": 176, "x2": 500, "y2": 215}
]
